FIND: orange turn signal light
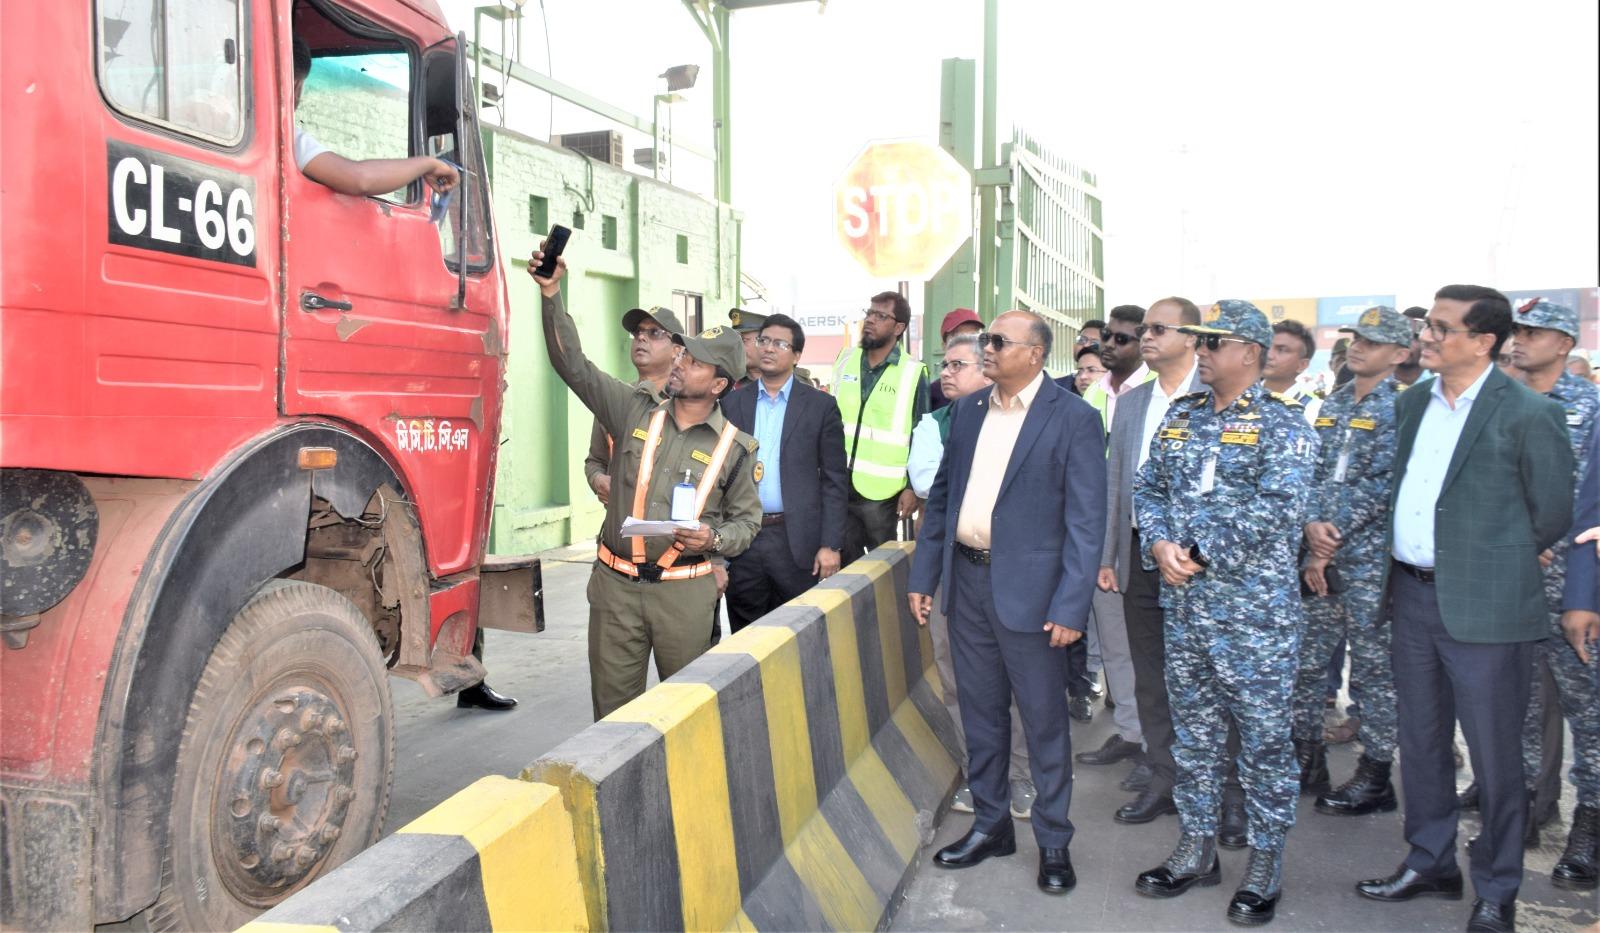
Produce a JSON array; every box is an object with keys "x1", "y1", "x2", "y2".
[{"x1": 298, "y1": 447, "x2": 338, "y2": 470}]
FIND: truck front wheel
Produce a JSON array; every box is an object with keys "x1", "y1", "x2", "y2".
[{"x1": 139, "y1": 579, "x2": 395, "y2": 931}]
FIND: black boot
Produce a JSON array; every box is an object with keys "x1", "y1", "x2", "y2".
[
  {"x1": 1552, "y1": 803, "x2": 1599, "y2": 890},
  {"x1": 1218, "y1": 795, "x2": 1248, "y2": 849},
  {"x1": 1294, "y1": 738, "x2": 1329, "y2": 796},
  {"x1": 456, "y1": 681, "x2": 518, "y2": 710},
  {"x1": 1458, "y1": 780, "x2": 1480, "y2": 810},
  {"x1": 1226, "y1": 848, "x2": 1282, "y2": 926},
  {"x1": 1315, "y1": 755, "x2": 1398, "y2": 816},
  {"x1": 1136, "y1": 833, "x2": 1221, "y2": 898}
]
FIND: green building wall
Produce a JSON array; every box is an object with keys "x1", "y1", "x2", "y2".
[{"x1": 481, "y1": 126, "x2": 741, "y2": 555}]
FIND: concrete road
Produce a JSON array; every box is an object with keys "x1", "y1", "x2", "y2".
[
  {"x1": 382, "y1": 544, "x2": 607, "y2": 833},
  {"x1": 893, "y1": 703, "x2": 1599, "y2": 932}
]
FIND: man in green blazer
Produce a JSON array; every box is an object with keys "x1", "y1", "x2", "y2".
[{"x1": 1357, "y1": 285, "x2": 1574, "y2": 933}]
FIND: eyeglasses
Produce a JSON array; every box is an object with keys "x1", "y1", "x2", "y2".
[
  {"x1": 1134, "y1": 323, "x2": 1172, "y2": 339},
  {"x1": 940, "y1": 358, "x2": 973, "y2": 372},
  {"x1": 863, "y1": 309, "x2": 896, "y2": 324},
  {"x1": 755, "y1": 334, "x2": 794, "y2": 352},
  {"x1": 980, "y1": 333, "x2": 1041, "y2": 351},
  {"x1": 1074, "y1": 334, "x2": 1097, "y2": 346},
  {"x1": 1422, "y1": 318, "x2": 1479, "y2": 340},
  {"x1": 633, "y1": 327, "x2": 672, "y2": 343},
  {"x1": 1102, "y1": 331, "x2": 1137, "y2": 346},
  {"x1": 1198, "y1": 334, "x2": 1255, "y2": 351}
]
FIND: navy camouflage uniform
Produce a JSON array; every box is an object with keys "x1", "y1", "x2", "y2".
[
  {"x1": 1134, "y1": 305, "x2": 1320, "y2": 853},
  {"x1": 1290, "y1": 309, "x2": 1408, "y2": 762},
  {"x1": 1517, "y1": 302, "x2": 1600, "y2": 807}
]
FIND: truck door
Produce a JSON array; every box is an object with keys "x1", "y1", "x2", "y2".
[{"x1": 280, "y1": 0, "x2": 499, "y2": 577}]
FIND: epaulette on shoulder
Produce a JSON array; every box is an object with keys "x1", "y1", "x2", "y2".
[
  {"x1": 1395, "y1": 381, "x2": 1411, "y2": 391},
  {"x1": 1268, "y1": 391, "x2": 1303, "y2": 408},
  {"x1": 743, "y1": 435, "x2": 759, "y2": 455},
  {"x1": 1173, "y1": 390, "x2": 1209, "y2": 406}
]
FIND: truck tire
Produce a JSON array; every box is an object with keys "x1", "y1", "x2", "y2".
[{"x1": 137, "y1": 579, "x2": 395, "y2": 931}]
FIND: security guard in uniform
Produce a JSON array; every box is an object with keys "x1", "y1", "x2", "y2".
[
  {"x1": 1291, "y1": 306, "x2": 1412, "y2": 816},
  {"x1": 1132, "y1": 300, "x2": 1319, "y2": 926},
  {"x1": 535, "y1": 251, "x2": 762, "y2": 720},
  {"x1": 583, "y1": 306, "x2": 685, "y2": 503}
]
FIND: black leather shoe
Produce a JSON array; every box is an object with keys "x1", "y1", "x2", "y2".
[
  {"x1": 1077, "y1": 734, "x2": 1142, "y2": 765},
  {"x1": 1465, "y1": 897, "x2": 1515, "y2": 932},
  {"x1": 1116, "y1": 787, "x2": 1178, "y2": 824},
  {"x1": 1552, "y1": 803, "x2": 1599, "y2": 890},
  {"x1": 1226, "y1": 848, "x2": 1281, "y2": 926},
  {"x1": 1037, "y1": 847, "x2": 1076, "y2": 894},
  {"x1": 1218, "y1": 797, "x2": 1248, "y2": 849},
  {"x1": 1121, "y1": 759, "x2": 1155, "y2": 792},
  {"x1": 1136, "y1": 833, "x2": 1220, "y2": 898},
  {"x1": 456, "y1": 681, "x2": 518, "y2": 710},
  {"x1": 933, "y1": 824, "x2": 1016, "y2": 869},
  {"x1": 1068, "y1": 695, "x2": 1094, "y2": 723},
  {"x1": 1355, "y1": 865, "x2": 1464, "y2": 901},
  {"x1": 1458, "y1": 780, "x2": 1480, "y2": 810}
]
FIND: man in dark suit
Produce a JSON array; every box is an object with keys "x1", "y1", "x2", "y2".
[
  {"x1": 1357, "y1": 285, "x2": 1574, "y2": 933},
  {"x1": 723, "y1": 314, "x2": 848, "y2": 631},
  {"x1": 908, "y1": 310, "x2": 1107, "y2": 895}
]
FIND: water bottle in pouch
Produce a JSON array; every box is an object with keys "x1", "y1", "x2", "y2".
[{"x1": 670, "y1": 470, "x2": 696, "y2": 522}]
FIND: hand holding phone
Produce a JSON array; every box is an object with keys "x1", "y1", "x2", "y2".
[{"x1": 533, "y1": 225, "x2": 572, "y2": 280}]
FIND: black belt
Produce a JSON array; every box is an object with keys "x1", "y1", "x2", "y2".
[
  {"x1": 762, "y1": 513, "x2": 785, "y2": 527},
  {"x1": 1393, "y1": 559, "x2": 1436, "y2": 584},
  {"x1": 955, "y1": 542, "x2": 991, "y2": 565}
]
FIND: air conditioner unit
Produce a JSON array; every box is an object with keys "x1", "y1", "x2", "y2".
[
  {"x1": 552, "y1": 130, "x2": 623, "y2": 168},
  {"x1": 633, "y1": 147, "x2": 666, "y2": 171}
]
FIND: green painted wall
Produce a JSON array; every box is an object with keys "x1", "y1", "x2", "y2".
[{"x1": 482, "y1": 125, "x2": 740, "y2": 555}]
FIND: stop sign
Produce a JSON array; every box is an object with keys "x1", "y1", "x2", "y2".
[{"x1": 834, "y1": 140, "x2": 973, "y2": 280}]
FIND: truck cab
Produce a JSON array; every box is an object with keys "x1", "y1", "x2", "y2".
[{"x1": 0, "y1": 1, "x2": 535, "y2": 927}]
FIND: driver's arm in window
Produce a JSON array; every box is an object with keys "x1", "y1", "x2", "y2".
[{"x1": 292, "y1": 39, "x2": 458, "y2": 198}]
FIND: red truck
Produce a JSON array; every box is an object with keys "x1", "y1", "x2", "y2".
[{"x1": 0, "y1": 1, "x2": 540, "y2": 928}]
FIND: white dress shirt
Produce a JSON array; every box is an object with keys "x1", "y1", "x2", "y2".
[
  {"x1": 907, "y1": 412, "x2": 943, "y2": 499},
  {"x1": 956, "y1": 370, "x2": 1045, "y2": 549},
  {"x1": 1138, "y1": 360, "x2": 1199, "y2": 472},
  {"x1": 1391, "y1": 363, "x2": 1494, "y2": 568}
]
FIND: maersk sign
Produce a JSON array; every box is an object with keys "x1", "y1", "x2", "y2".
[{"x1": 1317, "y1": 295, "x2": 1398, "y2": 327}]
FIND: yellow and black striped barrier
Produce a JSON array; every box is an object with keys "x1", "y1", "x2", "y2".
[{"x1": 246, "y1": 541, "x2": 959, "y2": 931}]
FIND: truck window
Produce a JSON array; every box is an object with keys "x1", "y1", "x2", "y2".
[
  {"x1": 297, "y1": 49, "x2": 414, "y2": 204},
  {"x1": 423, "y1": 43, "x2": 492, "y2": 274},
  {"x1": 98, "y1": 0, "x2": 245, "y2": 144}
]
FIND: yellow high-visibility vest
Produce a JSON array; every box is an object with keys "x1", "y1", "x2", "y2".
[{"x1": 833, "y1": 347, "x2": 924, "y2": 500}]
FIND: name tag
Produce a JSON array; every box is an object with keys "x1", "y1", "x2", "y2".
[
  {"x1": 690, "y1": 449, "x2": 713, "y2": 465},
  {"x1": 1159, "y1": 427, "x2": 1191, "y2": 441},
  {"x1": 1314, "y1": 417, "x2": 1336, "y2": 428},
  {"x1": 1348, "y1": 418, "x2": 1377, "y2": 431},
  {"x1": 631, "y1": 427, "x2": 650, "y2": 441},
  {"x1": 1220, "y1": 431, "x2": 1259, "y2": 445},
  {"x1": 1569, "y1": 410, "x2": 1584, "y2": 426}
]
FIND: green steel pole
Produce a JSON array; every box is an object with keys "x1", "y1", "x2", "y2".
[
  {"x1": 714, "y1": 4, "x2": 733, "y2": 204},
  {"x1": 978, "y1": 0, "x2": 998, "y2": 320}
]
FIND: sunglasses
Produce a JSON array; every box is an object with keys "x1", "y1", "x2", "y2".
[
  {"x1": 1134, "y1": 323, "x2": 1172, "y2": 339},
  {"x1": 980, "y1": 333, "x2": 1041, "y2": 351},
  {"x1": 633, "y1": 327, "x2": 672, "y2": 343},
  {"x1": 1198, "y1": 334, "x2": 1255, "y2": 351},
  {"x1": 1102, "y1": 331, "x2": 1137, "y2": 346}
]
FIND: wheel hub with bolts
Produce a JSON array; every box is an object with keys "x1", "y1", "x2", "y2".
[{"x1": 216, "y1": 684, "x2": 358, "y2": 901}]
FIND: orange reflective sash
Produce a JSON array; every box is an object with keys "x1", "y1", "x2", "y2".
[
  {"x1": 658, "y1": 420, "x2": 741, "y2": 570},
  {"x1": 628, "y1": 410, "x2": 669, "y2": 563}
]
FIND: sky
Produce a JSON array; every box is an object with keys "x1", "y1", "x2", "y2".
[{"x1": 440, "y1": 0, "x2": 1599, "y2": 327}]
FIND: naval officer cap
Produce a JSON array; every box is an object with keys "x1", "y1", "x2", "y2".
[
  {"x1": 1338, "y1": 305, "x2": 1412, "y2": 347},
  {"x1": 1514, "y1": 298, "x2": 1580, "y2": 340},
  {"x1": 1180, "y1": 299, "x2": 1273, "y2": 348}
]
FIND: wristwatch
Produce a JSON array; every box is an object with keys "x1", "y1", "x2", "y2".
[{"x1": 710, "y1": 529, "x2": 724, "y2": 554}]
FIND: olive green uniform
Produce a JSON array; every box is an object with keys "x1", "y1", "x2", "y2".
[{"x1": 543, "y1": 293, "x2": 762, "y2": 719}]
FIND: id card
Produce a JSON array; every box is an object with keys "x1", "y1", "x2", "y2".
[{"x1": 1199, "y1": 454, "x2": 1217, "y2": 494}]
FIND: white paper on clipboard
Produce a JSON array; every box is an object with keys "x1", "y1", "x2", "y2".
[{"x1": 620, "y1": 516, "x2": 702, "y2": 537}]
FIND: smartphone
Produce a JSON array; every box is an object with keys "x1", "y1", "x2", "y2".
[{"x1": 534, "y1": 225, "x2": 572, "y2": 279}]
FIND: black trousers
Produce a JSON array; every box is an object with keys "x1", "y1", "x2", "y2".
[
  {"x1": 949, "y1": 553, "x2": 1076, "y2": 849},
  {"x1": 1124, "y1": 528, "x2": 1241, "y2": 797},
  {"x1": 726, "y1": 524, "x2": 815, "y2": 632},
  {"x1": 843, "y1": 489, "x2": 898, "y2": 564},
  {"x1": 1391, "y1": 567, "x2": 1532, "y2": 904}
]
